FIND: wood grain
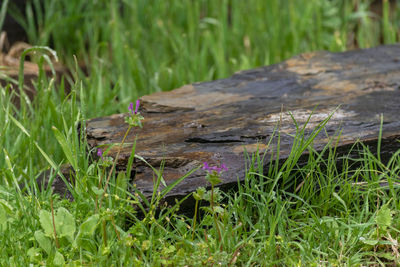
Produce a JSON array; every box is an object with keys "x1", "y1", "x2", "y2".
[{"x1": 86, "y1": 45, "x2": 400, "y2": 200}]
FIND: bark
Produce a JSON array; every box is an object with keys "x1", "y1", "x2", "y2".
[{"x1": 84, "y1": 45, "x2": 400, "y2": 200}]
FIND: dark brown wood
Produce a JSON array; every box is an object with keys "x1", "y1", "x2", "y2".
[{"x1": 86, "y1": 45, "x2": 400, "y2": 200}]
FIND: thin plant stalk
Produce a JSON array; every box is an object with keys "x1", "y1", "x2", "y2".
[
  {"x1": 110, "y1": 213, "x2": 121, "y2": 241},
  {"x1": 102, "y1": 220, "x2": 108, "y2": 247},
  {"x1": 192, "y1": 198, "x2": 199, "y2": 240},
  {"x1": 50, "y1": 196, "x2": 60, "y2": 249},
  {"x1": 210, "y1": 184, "x2": 222, "y2": 250},
  {"x1": 98, "y1": 125, "x2": 132, "y2": 247},
  {"x1": 99, "y1": 125, "x2": 132, "y2": 209}
]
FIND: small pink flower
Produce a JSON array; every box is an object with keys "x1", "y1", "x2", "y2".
[
  {"x1": 135, "y1": 99, "x2": 140, "y2": 114},
  {"x1": 203, "y1": 162, "x2": 228, "y2": 173},
  {"x1": 128, "y1": 102, "x2": 134, "y2": 114},
  {"x1": 220, "y1": 164, "x2": 228, "y2": 172},
  {"x1": 203, "y1": 162, "x2": 210, "y2": 170},
  {"x1": 128, "y1": 99, "x2": 141, "y2": 115},
  {"x1": 97, "y1": 148, "x2": 103, "y2": 158}
]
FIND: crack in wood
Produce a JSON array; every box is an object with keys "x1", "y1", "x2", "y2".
[
  {"x1": 59, "y1": 44, "x2": 400, "y2": 205},
  {"x1": 185, "y1": 136, "x2": 243, "y2": 143}
]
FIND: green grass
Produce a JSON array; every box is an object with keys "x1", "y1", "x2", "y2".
[
  {"x1": 8, "y1": 0, "x2": 400, "y2": 114},
  {"x1": 1, "y1": 0, "x2": 400, "y2": 265}
]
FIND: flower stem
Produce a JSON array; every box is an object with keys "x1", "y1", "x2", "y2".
[
  {"x1": 102, "y1": 219, "x2": 107, "y2": 247},
  {"x1": 50, "y1": 196, "x2": 60, "y2": 249},
  {"x1": 211, "y1": 184, "x2": 222, "y2": 249},
  {"x1": 99, "y1": 125, "x2": 132, "y2": 209},
  {"x1": 192, "y1": 199, "x2": 199, "y2": 240}
]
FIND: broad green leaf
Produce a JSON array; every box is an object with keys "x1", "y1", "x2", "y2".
[
  {"x1": 193, "y1": 187, "x2": 206, "y2": 201},
  {"x1": 34, "y1": 230, "x2": 52, "y2": 255},
  {"x1": 74, "y1": 214, "x2": 99, "y2": 249},
  {"x1": 52, "y1": 126, "x2": 77, "y2": 171},
  {"x1": 91, "y1": 186, "x2": 104, "y2": 196},
  {"x1": 78, "y1": 214, "x2": 99, "y2": 236},
  {"x1": 206, "y1": 173, "x2": 222, "y2": 186},
  {"x1": 27, "y1": 247, "x2": 42, "y2": 263},
  {"x1": 53, "y1": 251, "x2": 65, "y2": 266},
  {"x1": 39, "y1": 210, "x2": 53, "y2": 236},
  {"x1": 55, "y1": 207, "x2": 75, "y2": 243},
  {"x1": 376, "y1": 204, "x2": 392, "y2": 229}
]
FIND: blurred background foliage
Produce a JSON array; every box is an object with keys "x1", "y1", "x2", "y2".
[{"x1": 5, "y1": 0, "x2": 400, "y2": 116}]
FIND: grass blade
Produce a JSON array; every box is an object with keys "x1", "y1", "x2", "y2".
[{"x1": 52, "y1": 126, "x2": 77, "y2": 171}]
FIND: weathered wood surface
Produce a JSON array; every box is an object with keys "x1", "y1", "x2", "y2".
[{"x1": 86, "y1": 45, "x2": 400, "y2": 200}]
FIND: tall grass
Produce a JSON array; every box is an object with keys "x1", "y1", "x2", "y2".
[
  {"x1": 1, "y1": 0, "x2": 400, "y2": 265},
  {"x1": 2, "y1": 79, "x2": 400, "y2": 264},
  {"x1": 8, "y1": 0, "x2": 400, "y2": 112}
]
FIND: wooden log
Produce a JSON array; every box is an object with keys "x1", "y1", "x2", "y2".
[{"x1": 86, "y1": 45, "x2": 400, "y2": 201}]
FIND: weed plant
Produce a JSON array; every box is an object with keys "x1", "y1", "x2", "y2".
[{"x1": 1, "y1": 0, "x2": 400, "y2": 265}]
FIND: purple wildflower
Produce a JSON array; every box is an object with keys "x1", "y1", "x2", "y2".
[
  {"x1": 128, "y1": 99, "x2": 140, "y2": 115},
  {"x1": 203, "y1": 162, "x2": 210, "y2": 170},
  {"x1": 135, "y1": 99, "x2": 140, "y2": 114},
  {"x1": 220, "y1": 164, "x2": 228, "y2": 172},
  {"x1": 128, "y1": 102, "x2": 134, "y2": 114},
  {"x1": 203, "y1": 162, "x2": 228, "y2": 173},
  {"x1": 97, "y1": 148, "x2": 103, "y2": 158}
]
